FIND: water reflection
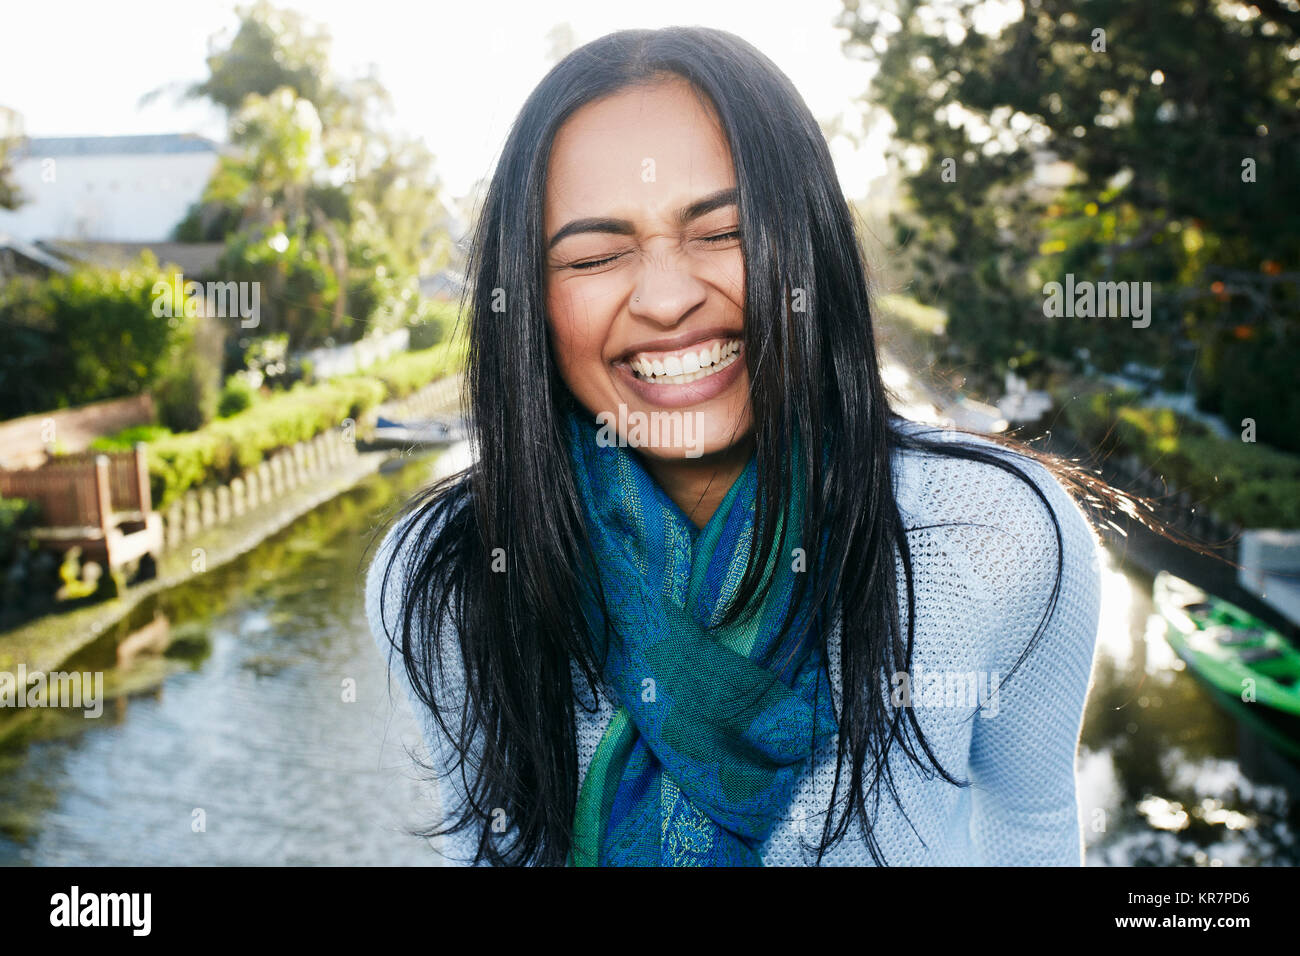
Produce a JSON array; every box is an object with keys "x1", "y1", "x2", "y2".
[
  {"x1": 1080, "y1": 549, "x2": 1300, "y2": 865},
  {"x1": 0, "y1": 454, "x2": 446, "y2": 865}
]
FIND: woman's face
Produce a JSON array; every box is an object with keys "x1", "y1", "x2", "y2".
[{"x1": 543, "y1": 77, "x2": 751, "y2": 462}]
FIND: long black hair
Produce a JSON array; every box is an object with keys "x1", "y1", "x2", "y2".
[{"x1": 373, "y1": 25, "x2": 1200, "y2": 865}]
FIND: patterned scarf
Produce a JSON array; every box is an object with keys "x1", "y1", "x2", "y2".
[{"x1": 564, "y1": 409, "x2": 838, "y2": 866}]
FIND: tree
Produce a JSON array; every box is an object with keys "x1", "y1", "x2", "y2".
[
  {"x1": 179, "y1": 2, "x2": 453, "y2": 356},
  {"x1": 188, "y1": 1, "x2": 332, "y2": 114},
  {"x1": 0, "y1": 254, "x2": 211, "y2": 419},
  {"x1": 0, "y1": 106, "x2": 26, "y2": 211},
  {"x1": 840, "y1": 0, "x2": 1300, "y2": 449}
]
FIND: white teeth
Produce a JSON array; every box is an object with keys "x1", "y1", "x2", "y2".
[
  {"x1": 628, "y1": 338, "x2": 743, "y2": 385},
  {"x1": 626, "y1": 335, "x2": 743, "y2": 382}
]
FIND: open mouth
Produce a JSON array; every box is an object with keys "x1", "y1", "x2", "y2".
[{"x1": 626, "y1": 337, "x2": 742, "y2": 386}]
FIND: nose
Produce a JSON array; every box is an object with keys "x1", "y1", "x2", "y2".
[{"x1": 628, "y1": 254, "x2": 708, "y2": 328}]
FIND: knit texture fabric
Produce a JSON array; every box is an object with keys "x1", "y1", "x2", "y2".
[{"x1": 367, "y1": 418, "x2": 1103, "y2": 865}]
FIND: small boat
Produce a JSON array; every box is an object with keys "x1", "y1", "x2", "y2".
[
  {"x1": 1154, "y1": 571, "x2": 1300, "y2": 760},
  {"x1": 369, "y1": 414, "x2": 468, "y2": 449}
]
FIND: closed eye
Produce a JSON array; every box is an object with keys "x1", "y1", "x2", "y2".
[
  {"x1": 567, "y1": 230, "x2": 738, "y2": 269},
  {"x1": 569, "y1": 252, "x2": 626, "y2": 270}
]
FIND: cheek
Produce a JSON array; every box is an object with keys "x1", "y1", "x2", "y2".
[
  {"x1": 547, "y1": 282, "x2": 610, "y2": 387},
  {"x1": 723, "y1": 254, "x2": 747, "y2": 307}
]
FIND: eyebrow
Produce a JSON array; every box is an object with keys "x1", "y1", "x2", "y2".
[{"x1": 546, "y1": 187, "x2": 739, "y2": 250}]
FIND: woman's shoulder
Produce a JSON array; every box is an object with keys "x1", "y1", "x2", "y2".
[
  {"x1": 886, "y1": 416, "x2": 1103, "y2": 657},
  {"x1": 889, "y1": 416, "x2": 1099, "y2": 551},
  {"x1": 365, "y1": 482, "x2": 471, "y2": 673}
]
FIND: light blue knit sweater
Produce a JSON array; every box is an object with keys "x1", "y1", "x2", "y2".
[{"x1": 367, "y1": 419, "x2": 1103, "y2": 865}]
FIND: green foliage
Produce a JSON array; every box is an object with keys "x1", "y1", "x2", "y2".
[
  {"x1": 153, "y1": 312, "x2": 224, "y2": 433},
  {"x1": 408, "y1": 299, "x2": 462, "y2": 350},
  {"x1": 350, "y1": 340, "x2": 465, "y2": 397},
  {"x1": 219, "y1": 220, "x2": 341, "y2": 350},
  {"x1": 180, "y1": 2, "x2": 456, "y2": 353},
  {"x1": 0, "y1": 495, "x2": 55, "y2": 624},
  {"x1": 1053, "y1": 382, "x2": 1300, "y2": 529},
  {"x1": 143, "y1": 344, "x2": 461, "y2": 506},
  {"x1": 217, "y1": 374, "x2": 258, "y2": 418},
  {"x1": 226, "y1": 332, "x2": 290, "y2": 384},
  {"x1": 0, "y1": 495, "x2": 39, "y2": 556},
  {"x1": 408, "y1": 318, "x2": 445, "y2": 351},
  {"x1": 148, "y1": 376, "x2": 385, "y2": 506},
  {"x1": 89, "y1": 425, "x2": 174, "y2": 453},
  {"x1": 0, "y1": 253, "x2": 186, "y2": 417},
  {"x1": 188, "y1": 1, "x2": 332, "y2": 113},
  {"x1": 842, "y1": 0, "x2": 1300, "y2": 449},
  {"x1": 0, "y1": 131, "x2": 24, "y2": 211},
  {"x1": 155, "y1": 356, "x2": 216, "y2": 432}
]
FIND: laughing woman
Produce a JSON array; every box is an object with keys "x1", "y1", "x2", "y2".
[{"x1": 367, "y1": 26, "x2": 1108, "y2": 866}]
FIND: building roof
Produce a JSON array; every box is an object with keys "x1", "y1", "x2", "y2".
[
  {"x1": 0, "y1": 233, "x2": 72, "y2": 274},
  {"x1": 14, "y1": 133, "x2": 221, "y2": 159},
  {"x1": 35, "y1": 239, "x2": 226, "y2": 276}
]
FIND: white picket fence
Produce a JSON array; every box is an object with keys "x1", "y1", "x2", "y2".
[
  {"x1": 156, "y1": 372, "x2": 462, "y2": 552},
  {"x1": 159, "y1": 428, "x2": 359, "y2": 552}
]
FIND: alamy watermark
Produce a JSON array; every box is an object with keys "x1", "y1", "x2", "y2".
[
  {"x1": 50, "y1": 886, "x2": 150, "y2": 936},
  {"x1": 152, "y1": 272, "x2": 260, "y2": 328},
  {"x1": 0, "y1": 665, "x2": 104, "y2": 718},
  {"x1": 890, "y1": 666, "x2": 1001, "y2": 718},
  {"x1": 1042, "y1": 273, "x2": 1152, "y2": 328},
  {"x1": 595, "y1": 406, "x2": 707, "y2": 458}
]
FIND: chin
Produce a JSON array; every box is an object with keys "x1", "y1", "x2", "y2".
[
  {"x1": 635, "y1": 436, "x2": 750, "y2": 463},
  {"x1": 586, "y1": 396, "x2": 752, "y2": 462}
]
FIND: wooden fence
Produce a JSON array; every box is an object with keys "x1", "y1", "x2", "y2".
[
  {"x1": 0, "y1": 428, "x2": 360, "y2": 571},
  {"x1": 0, "y1": 444, "x2": 160, "y2": 572}
]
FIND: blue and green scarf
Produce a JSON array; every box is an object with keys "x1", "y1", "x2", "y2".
[{"x1": 564, "y1": 409, "x2": 838, "y2": 866}]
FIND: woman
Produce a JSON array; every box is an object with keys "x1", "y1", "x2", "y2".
[{"x1": 367, "y1": 26, "x2": 1112, "y2": 866}]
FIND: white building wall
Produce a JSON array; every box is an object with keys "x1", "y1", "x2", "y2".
[{"x1": 0, "y1": 151, "x2": 218, "y2": 242}]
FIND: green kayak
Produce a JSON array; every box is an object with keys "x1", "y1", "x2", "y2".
[{"x1": 1154, "y1": 571, "x2": 1300, "y2": 759}]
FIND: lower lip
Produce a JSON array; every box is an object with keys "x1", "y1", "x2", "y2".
[{"x1": 614, "y1": 347, "x2": 746, "y2": 408}]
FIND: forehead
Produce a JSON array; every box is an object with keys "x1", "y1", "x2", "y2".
[{"x1": 544, "y1": 78, "x2": 736, "y2": 225}]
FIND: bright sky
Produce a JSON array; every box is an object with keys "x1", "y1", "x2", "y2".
[{"x1": 0, "y1": 0, "x2": 888, "y2": 202}]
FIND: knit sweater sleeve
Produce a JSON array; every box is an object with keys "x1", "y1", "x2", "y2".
[
  {"x1": 959, "y1": 447, "x2": 1103, "y2": 865},
  {"x1": 365, "y1": 501, "x2": 485, "y2": 866}
]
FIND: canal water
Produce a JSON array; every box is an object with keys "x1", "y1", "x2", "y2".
[
  {"x1": 1, "y1": 440, "x2": 1297, "y2": 865},
  {"x1": 0, "y1": 452, "x2": 444, "y2": 865},
  {"x1": 1079, "y1": 550, "x2": 1299, "y2": 865}
]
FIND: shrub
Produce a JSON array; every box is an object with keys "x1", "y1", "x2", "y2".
[
  {"x1": 351, "y1": 340, "x2": 464, "y2": 398},
  {"x1": 0, "y1": 253, "x2": 186, "y2": 418},
  {"x1": 0, "y1": 495, "x2": 39, "y2": 553},
  {"x1": 1051, "y1": 381, "x2": 1300, "y2": 528},
  {"x1": 0, "y1": 495, "x2": 52, "y2": 626},
  {"x1": 408, "y1": 300, "x2": 462, "y2": 350},
  {"x1": 97, "y1": 344, "x2": 464, "y2": 507},
  {"x1": 90, "y1": 425, "x2": 174, "y2": 453},
  {"x1": 147, "y1": 376, "x2": 386, "y2": 505},
  {"x1": 217, "y1": 374, "x2": 257, "y2": 418}
]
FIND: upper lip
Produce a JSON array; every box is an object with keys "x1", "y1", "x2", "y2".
[{"x1": 615, "y1": 326, "x2": 743, "y2": 363}]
